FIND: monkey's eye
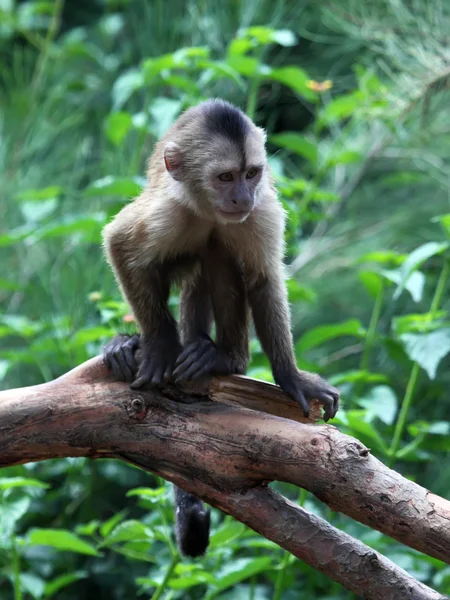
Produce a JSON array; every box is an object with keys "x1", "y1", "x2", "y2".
[
  {"x1": 246, "y1": 168, "x2": 259, "y2": 179},
  {"x1": 218, "y1": 172, "x2": 234, "y2": 182}
]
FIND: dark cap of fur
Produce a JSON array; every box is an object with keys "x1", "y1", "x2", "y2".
[{"x1": 202, "y1": 99, "x2": 250, "y2": 154}]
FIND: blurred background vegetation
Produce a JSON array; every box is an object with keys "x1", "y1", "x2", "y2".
[{"x1": 1, "y1": 0, "x2": 450, "y2": 598}]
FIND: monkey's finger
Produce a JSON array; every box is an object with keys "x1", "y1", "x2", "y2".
[
  {"x1": 130, "y1": 371, "x2": 152, "y2": 388},
  {"x1": 122, "y1": 346, "x2": 138, "y2": 375},
  {"x1": 127, "y1": 335, "x2": 140, "y2": 351},
  {"x1": 178, "y1": 356, "x2": 215, "y2": 381},
  {"x1": 164, "y1": 364, "x2": 174, "y2": 381},
  {"x1": 174, "y1": 342, "x2": 207, "y2": 369},
  {"x1": 318, "y1": 393, "x2": 336, "y2": 422},
  {"x1": 173, "y1": 346, "x2": 210, "y2": 379},
  {"x1": 318, "y1": 390, "x2": 339, "y2": 420},
  {"x1": 150, "y1": 364, "x2": 165, "y2": 385},
  {"x1": 284, "y1": 385, "x2": 310, "y2": 418},
  {"x1": 108, "y1": 354, "x2": 128, "y2": 381},
  {"x1": 113, "y1": 349, "x2": 135, "y2": 381}
]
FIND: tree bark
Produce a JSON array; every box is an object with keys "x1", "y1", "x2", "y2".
[{"x1": 0, "y1": 357, "x2": 448, "y2": 599}]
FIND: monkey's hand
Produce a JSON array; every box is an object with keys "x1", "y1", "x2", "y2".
[
  {"x1": 131, "y1": 333, "x2": 182, "y2": 388},
  {"x1": 172, "y1": 335, "x2": 238, "y2": 382},
  {"x1": 274, "y1": 369, "x2": 340, "y2": 422},
  {"x1": 103, "y1": 333, "x2": 140, "y2": 382}
]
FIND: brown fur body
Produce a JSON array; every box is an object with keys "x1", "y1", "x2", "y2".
[{"x1": 102, "y1": 99, "x2": 339, "y2": 558}]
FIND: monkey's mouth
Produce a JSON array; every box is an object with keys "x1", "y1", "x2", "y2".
[{"x1": 216, "y1": 209, "x2": 250, "y2": 223}]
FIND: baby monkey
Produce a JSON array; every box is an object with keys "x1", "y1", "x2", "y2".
[{"x1": 103, "y1": 99, "x2": 339, "y2": 557}]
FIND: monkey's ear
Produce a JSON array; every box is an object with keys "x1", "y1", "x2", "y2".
[{"x1": 164, "y1": 142, "x2": 183, "y2": 181}]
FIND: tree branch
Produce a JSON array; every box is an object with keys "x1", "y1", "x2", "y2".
[{"x1": 0, "y1": 357, "x2": 448, "y2": 598}]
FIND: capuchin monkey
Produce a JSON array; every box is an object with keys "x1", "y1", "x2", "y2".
[{"x1": 102, "y1": 99, "x2": 340, "y2": 558}]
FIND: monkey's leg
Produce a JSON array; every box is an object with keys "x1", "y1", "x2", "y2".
[
  {"x1": 179, "y1": 267, "x2": 213, "y2": 345},
  {"x1": 248, "y1": 274, "x2": 339, "y2": 421},
  {"x1": 173, "y1": 246, "x2": 249, "y2": 381}
]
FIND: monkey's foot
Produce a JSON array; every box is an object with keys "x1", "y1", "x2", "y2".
[
  {"x1": 103, "y1": 333, "x2": 140, "y2": 382},
  {"x1": 173, "y1": 336, "x2": 236, "y2": 382},
  {"x1": 131, "y1": 335, "x2": 182, "y2": 388},
  {"x1": 274, "y1": 369, "x2": 340, "y2": 422}
]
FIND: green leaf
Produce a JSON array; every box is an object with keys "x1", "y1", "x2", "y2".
[
  {"x1": 286, "y1": 279, "x2": 316, "y2": 303},
  {"x1": 0, "y1": 279, "x2": 22, "y2": 291},
  {"x1": 20, "y1": 199, "x2": 58, "y2": 223},
  {"x1": 168, "y1": 572, "x2": 216, "y2": 590},
  {"x1": 70, "y1": 326, "x2": 112, "y2": 346},
  {"x1": 149, "y1": 97, "x2": 183, "y2": 137},
  {"x1": 381, "y1": 269, "x2": 425, "y2": 303},
  {"x1": 112, "y1": 69, "x2": 144, "y2": 110},
  {"x1": 44, "y1": 571, "x2": 87, "y2": 598},
  {"x1": 331, "y1": 370, "x2": 388, "y2": 385},
  {"x1": 105, "y1": 111, "x2": 133, "y2": 146},
  {"x1": 358, "y1": 271, "x2": 384, "y2": 298},
  {"x1": 209, "y1": 519, "x2": 246, "y2": 548},
  {"x1": 16, "y1": 186, "x2": 63, "y2": 202},
  {"x1": 0, "y1": 315, "x2": 44, "y2": 336},
  {"x1": 127, "y1": 486, "x2": 167, "y2": 503},
  {"x1": 0, "y1": 477, "x2": 50, "y2": 490},
  {"x1": 358, "y1": 250, "x2": 406, "y2": 266},
  {"x1": 432, "y1": 213, "x2": 450, "y2": 236},
  {"x1": 226, "y1": 55, "x2": 261, "y2": 77},
  {"x1": 102, "y1": 520, "x2": 153, "y2": 546},
  {"x1": 317, "y1": 91, "x2": 363, "y2": 128},
  {"x1": 269, "y1": 132, "x2": 317, "y2": 164},
  {"x1": 296, "y1": 319, "x2": 366, "y2": 353},
  {"x1": 75, "y1": 520, "x2": 100, "y2": 537},
  {"x1": 392, "y1": 312, "x2": 447, "y2": 335},
  {"x1": 272, "y1": 29, "x2": 297, "y2": 46},
  {"x1": 83, "y1": 176, "x2": 144, "y2": 198},
  {"x1": 0, "y1": 359, "x2": 10, "y2": 381},
  {"x1": 239, "y1": 26, "x2": 297, "y2": 47},
  {"x1": 393, "y1": 242, "x2": 449, "y2": 299},
  {"x1": 20, "y1": 573, "x2": 45, "y2": 599},
  {"x1": 400, "y1": 329, "x2": 450, "y2": 379},
  {"x1": 28, "y1": 529, "x2": 100, "y2": 556},
  {"x1": 326, "y1": 149, "x2": 361, "y2": 166},
  {"x1": 0, "y1": 497, "x2": 30, "y2": 537},
  {"x1": 99, "y1": 510, "x2": 127, "y2": 538},
  {"x1": 212, "y1": 557, "x2": 273, "y2": 593},
  {"x1": 358, "y1": 386, "x2": 398, "y2": 426},
  {"x1": 270, "y1": 66, "x2": 317, "y2": 101}
]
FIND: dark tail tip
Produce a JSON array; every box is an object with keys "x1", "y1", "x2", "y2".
[{"x1": 174, "y1": 487, "x2": 211, "y2": 558}]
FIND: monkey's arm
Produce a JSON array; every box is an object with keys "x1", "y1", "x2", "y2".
[
  {"x1": 103, "y1": 220, "x2": 181, "y2": 387},
  {"x1": 248, "y1": 273, "x2": 339, "y2": 421}
]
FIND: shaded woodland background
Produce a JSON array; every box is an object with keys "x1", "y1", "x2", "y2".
[{"x1": 1, "y1": 0, "x2": 450, "y2": 598}]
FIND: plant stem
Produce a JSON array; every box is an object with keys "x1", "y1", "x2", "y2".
[
  {"x1": 360, "y1": 285, "x2": 384, "y2": 372},
  {"x1": 389, "y1": 259, "x2": 450, "y2": 462},
  {"x1": 32, "y1": 0, "x2": 64, "y2": 89},
  {"x1": 429, "y1": 259, "x2": 450, "y2": 314},
  {"x1": 389, "y1": 362, "x2": 420, "y2": 463},
  {"x1": 11, "y1": 535, "x2": 22, "y2": 600},
  {"x1": 150, "y1": 554, "x2": 179, "y2": 600},
  {"x1": 246, "y1": 76, "x2": 261, "y2": 120},
  {"x1": 273, "y1": 550, "x2": 291, "y2": 600}
]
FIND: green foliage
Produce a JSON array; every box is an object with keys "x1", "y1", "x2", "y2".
[{"x1": 1, "y1": 0, "x2": 450, "y2": 598}]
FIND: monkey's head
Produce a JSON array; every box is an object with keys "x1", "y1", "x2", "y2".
[{"x1": 163, "y1": 100, "x2": 267, "y2": 224}]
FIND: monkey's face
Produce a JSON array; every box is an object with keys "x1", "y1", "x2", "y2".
[{"x1": 203, "y1": 135, "x2": 266, "y2": 224}]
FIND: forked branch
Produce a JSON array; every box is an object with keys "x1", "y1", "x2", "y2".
[{"x1": 0, "y1": 358, "x2": 448, "y2": 599}]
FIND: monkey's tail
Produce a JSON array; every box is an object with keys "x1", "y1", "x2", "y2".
[{"x1": 174, "y1": 485, "x2": 211, "y2": 558}]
